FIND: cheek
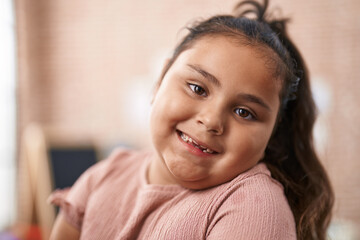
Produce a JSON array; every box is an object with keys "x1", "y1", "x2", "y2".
[
  {"x1": 150, "y1": 89, "x2": 194, "y2": 132},
  {"x1": 228, "y1": 125, "x2": 273, "y2": 159}
]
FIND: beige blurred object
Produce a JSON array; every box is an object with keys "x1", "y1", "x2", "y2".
[
  {"x1": 16, "y1": 122, "x2": 97, "y2": 239},
  {"x1": 17, "y1": 123, "x2": 56, "y2": 240}
]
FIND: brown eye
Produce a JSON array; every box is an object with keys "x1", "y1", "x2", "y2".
[
  {"x1": 189, "y1": 84, "x2": 207, "y2": 96},
  {"x1": 234, "y1": 108, "x2": 254, "y2": 120}
]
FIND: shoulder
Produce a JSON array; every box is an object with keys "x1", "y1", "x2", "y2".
[
  {"x1": 78, "y1": 147, "x2": 148, "y2": 188},
  {"x1": 92, "y1": 147, "x2": 143, "y2": 171},
  {"x1": 56, "y1": 147, "x2": 148, "y2": 203},
  {"x1": 230, "y1": 163, "x2": 288, "y2": 203},
  {"x1": 213, "y1": 163, "x2": 288, "y2": 206},
  {"x1": 48, "y1": 147, "x2": 149, "y2": 229},
  {"x1": 207, "y1": 163, "x2": 296, "y2": 239}
]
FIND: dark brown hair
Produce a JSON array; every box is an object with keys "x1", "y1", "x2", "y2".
[{"x1": 160, "y1": 0, "x2": 334, "y2": 239}]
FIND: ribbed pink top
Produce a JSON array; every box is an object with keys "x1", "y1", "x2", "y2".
[{"x1": 49, "y1": 148, "x2": 296, "y2": 239}]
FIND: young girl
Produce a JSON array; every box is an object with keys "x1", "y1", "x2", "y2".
[{"x1": 49, "y1": 0, "x2": 333, "y2": 239}]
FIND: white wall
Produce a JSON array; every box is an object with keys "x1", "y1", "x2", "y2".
[{"x1": 0, "y1": 0, "x2": 16, "y2": 230}]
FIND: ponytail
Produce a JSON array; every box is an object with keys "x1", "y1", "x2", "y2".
[{"x1": 236, "y1": 1, "x2": 334, "y2": 239}]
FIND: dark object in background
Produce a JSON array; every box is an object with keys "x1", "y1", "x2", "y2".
[{"x1": 49, "y1": 147, "x2": 98, "y2": 189}]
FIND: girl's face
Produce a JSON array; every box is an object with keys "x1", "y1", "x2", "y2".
[{"x1": 149, "y1": 36, "x2": 281, "y2": 189}]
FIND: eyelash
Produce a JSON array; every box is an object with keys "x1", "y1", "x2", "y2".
[
  {"x1": 188, "y1": 83, "x2": 256, "y2": 121},
  {"x1": 188, "y1": 83, "x2": 207, "y2": 96},
  {"x1": 234, "y1": 108, "x2": 256, "y2": 120}
]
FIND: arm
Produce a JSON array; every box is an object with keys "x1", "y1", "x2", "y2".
[
  {"x1": 48, "y1": 152, "x2": 109, "y2": 240},
  {"x1": 49, "y1": 212, "x2": 80, "y2": 240},
  {"x1": 48, "y1": 149, "x2": 130, "y2": 239}
]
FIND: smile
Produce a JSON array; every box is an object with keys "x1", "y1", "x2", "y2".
[{"x1": 178, "y1": 131, "x2": 217, "y2": 154}]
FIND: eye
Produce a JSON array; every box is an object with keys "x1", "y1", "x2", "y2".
[
  {"x1": 234, "y1": 108, "x2": 255, "y2": 120},
  {"x1": 189, "y1": 83, "x2": 207, "y2": 96}
]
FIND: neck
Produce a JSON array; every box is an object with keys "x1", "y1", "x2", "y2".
[{"x1": 147, "y1": 154, "x2": 178, "y2": 186}]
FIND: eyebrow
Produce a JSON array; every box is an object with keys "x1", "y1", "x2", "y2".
[
  {"x1": 187, "y1": 64, "x2": 271, "y2": 111},
  {"x1": 237, "y1": 93, "x2": 272, "y2": 111},
  {"x1": 187, "y1": 64, "x2": 221, "y2": 87}
]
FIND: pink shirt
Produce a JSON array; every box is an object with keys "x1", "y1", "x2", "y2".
[{"x1": 49, "y1": 148, "x2": 296, "y2": 239}]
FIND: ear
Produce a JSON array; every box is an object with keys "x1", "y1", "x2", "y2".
[{"x1": 151, "y1": 58, "x2": 171, "y2": 104}]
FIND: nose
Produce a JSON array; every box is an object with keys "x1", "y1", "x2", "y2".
[{"x1": 196, "y1": 103, "x2": 225, "y2": 135}]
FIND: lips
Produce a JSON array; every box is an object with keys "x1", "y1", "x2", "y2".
[{"x1": 177, "y1": 130, "x2": 218, "y2": 154}]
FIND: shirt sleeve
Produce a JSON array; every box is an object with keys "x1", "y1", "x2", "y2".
[
  {"x1": 47, "y1": 148, "x2": 128, "y2": 230},
  {"x1": 206, "y1": 174, "x2": 296, "y2": 240}
]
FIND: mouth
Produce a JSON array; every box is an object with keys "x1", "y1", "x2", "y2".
[{"x1": 177, "y1": 130, "x2": 218, "y2": 154}]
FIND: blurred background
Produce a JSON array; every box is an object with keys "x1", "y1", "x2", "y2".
[{"x1": 1, "y1": 0, "x2": 359, "y2": 239}]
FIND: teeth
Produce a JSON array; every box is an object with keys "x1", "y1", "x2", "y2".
[
  {"x1": 181, "y1": 133, "x2": 188, "y2": 141},
  {"x1": 202, "y1": 148, "x2": 214, "y2": 154},
  {"x1": 180, "y1": 132, "x2": 215, "y2": 154}
]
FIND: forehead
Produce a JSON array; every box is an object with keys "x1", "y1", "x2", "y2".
[{"x1": 172, "y1": 36, "x2": 282, "y2": 92}]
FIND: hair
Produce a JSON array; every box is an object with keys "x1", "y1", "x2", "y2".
[{"x1": 159, "y1": 0, "x2": 334, "y2": 239}]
